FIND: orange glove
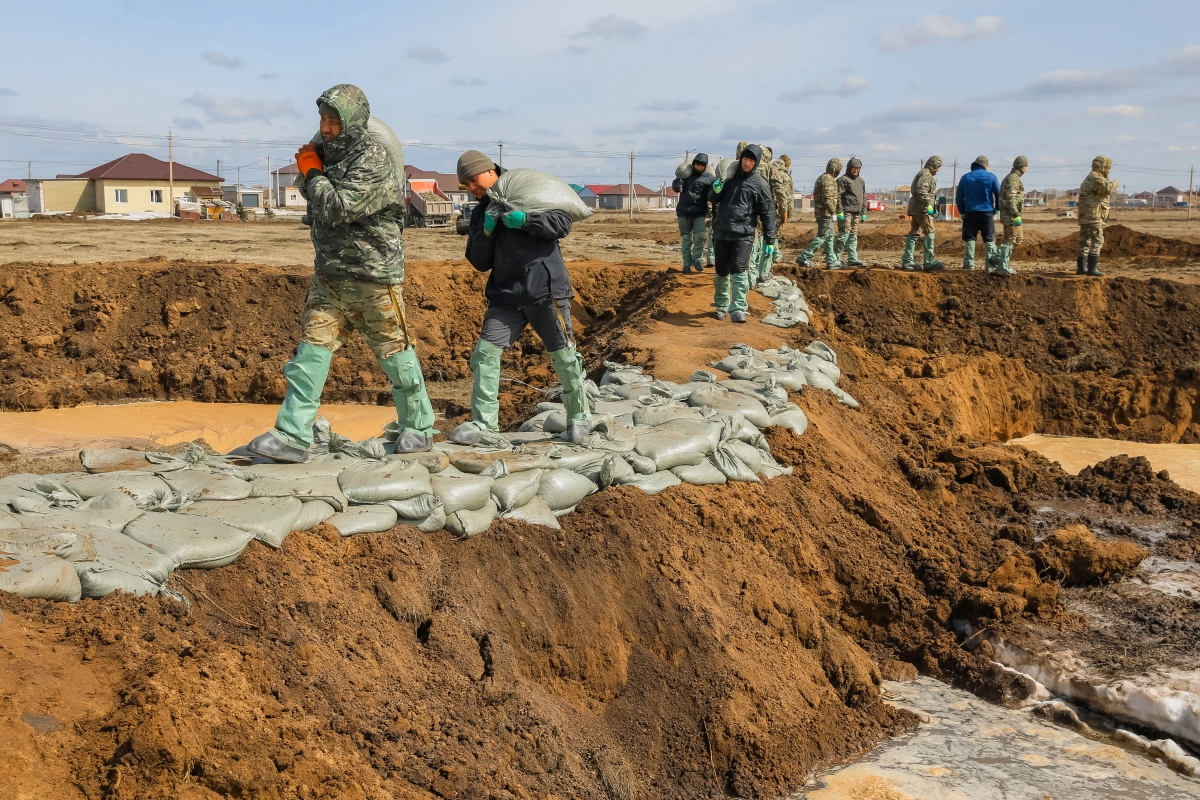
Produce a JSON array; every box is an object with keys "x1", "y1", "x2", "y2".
[{"x1": 296, "y1": 144, "x2": 323, "y2": 178}]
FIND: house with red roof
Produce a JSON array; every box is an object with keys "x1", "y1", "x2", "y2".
[
  {"x1": 28, "y1": 153, "x2": 222, "y2": 214},
  {"x1": 596, "y1": 183, "x2": 677, "y2": 211}
]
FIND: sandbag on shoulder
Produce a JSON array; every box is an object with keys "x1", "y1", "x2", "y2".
[
  {"x1": 123, "y1": 513, "x2": 255, "y2": 570},
  {"x1": 0, "y1": 552, "x2": 82, "y2": 602},
  {"x1": 293, "y1": 499, "x2": 336, "y2": 531},
  {"x1": 430, "y1": 471, "x2": 494, "y2": 515},
  {"x1": 624, "y1": 470, "x2": 682, "y2": 496},
  {"x1": 75, "y1": 528, "x2": 176, "y2": 598},
  {"x1": 501, "y1": 496, "x2": 561, "y2": 530},
  {"x1": 491, "y1": 470, "x2": 543, "y2": 512},
  {"x1": 0, "y1": 528, "x2": 96, "y2": 562},
  {"x1": 250, "y1": 474, "x2": 348, "y2": 511},
  {"x1": 160, "y1": 470, "x2": 253, "y2": 501},
  {"x1": 672, "y1": 460, "x2": 728, "y2": 486},
  {"x1": 186, "y1": 497, "x2": 303, "y2": 549},
  {"x1": 537, "y1": 468, "x2": 597, "y2": 512},
  {"x1": 338, "y1": 459, "x2": 432, "y2": 504},
  {"x1": 64, "y1": 471, "x2": 171, "y2": 504},
  {"x1": 486, "y1": 167, "x2": 592, "y2": 222},
  {"x1": 444, "y1": 499, "x2": 499, "y2": 539},
  {"x1": 328, "y1": 504, "x2": 399, "y2": 537}
]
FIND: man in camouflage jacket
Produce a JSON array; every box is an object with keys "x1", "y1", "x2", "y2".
[
  {"x1": 901, "y1": 156, "x2": 945, "y2": 271},
  {"x1": 766, "y1": 154, "x2": 795, "y2": 276},
  {"x1": 1076, "y1": 155, "x2": 1118, "y2": 277},
  {"x1": 996, "y1": 156, "x2": 1028, "y2": 275},
  {"x1": 248, "y1": 84, "x2": 436, "y2": 462},
  {"x1": 748, "y1": 145, "x2": 776, "y2": 283},
  {"x1": 798, "y1": 158, "x2": 844, "y2": 269}
]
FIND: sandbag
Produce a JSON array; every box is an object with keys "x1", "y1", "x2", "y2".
[
  {"x1": 160, "y1": 470, "x2": 253, "y2": 501},
  {"x1": 16, "y1": 505, "x2": 142, "y2": 535},
  {"x1": 444, "y1": 499, "x2": 499, "y2": 539},
  {"x1": 75, "y1": 528, "x2": 176, "y2": 598},
  {"x1": 80, "y1": 448, "x2": 157, "y2": 473},
  {"x1": 387, "y1": 494, "x2": 443, "y2": 520},
  {"x1": 719, "y1": 379, "x2": 787, "y2": 404},
  {"x1": 0, "y1": 527, "x2": 96, "y2": 562},
  {"x1": 0, "y1": 510, "x2": 17, "y2": 529},
  {"x1": 537, "y1": 468, "x2": 597, "y2": 512},
  {"x1": 491, "y1": 470, "x2": 543, "y2": 512},
  {"x1": 632, "y1": 403, "x2": 702, "y2": 428},
  {"x1": 366, "y1": 115, "x2": 406, "y2": 206},
  {"x1": 242, "y1": 456, "x2": 347, "y2": 480},
  {"x1": 501, "y1": 496, "x2": 561, "y2": 530},
  {"x1": 186, "y1": 497, "x2": 303, "y2": 549},
  {"x1": 486, "y1": 168, "x2": 592, "y2": 222},
  {"x1": 675, "y1": 160, "x2": 694, "y2": 180},
  {"x1": 711, "y1": 354, "x2": 764, "y2": 374},
  {"x1": 386, "y1": 449, "x2": 450, "y2": 474},
  {"x1": 430, "y1": 472, "x2": 494, "y2": 514},
  {"x1": 339, "y1": 459, "x2": 431, "y2": 504},
  {"x1": 328, "y1": 504, "x2": 398, "y2": 537},
  {"x1": 624, "y1": 470, "x2": 682, "y2": 496},
  {"x1": 769, "y1": 404, "x2": 809, "y2": 436},
  {"x1": 724, "y1": 439, "x2": 764, "y2": 474},
  {"x1": 625, "y1": 453, "x2": 657, "y2": 475},
  {"x1": 250, "y1": 474, "x2": 348, "y2": 511},
  {"x1": 519, "y1": 410, "x2": 554, "y2": 433},
  {"x1": 599, "y1": 455, "x2": 635, "y2": 488},
  {"x1": 123, "y1": 513, "x2": 255, "y2": 570},
  {"x1": 600, "y1": 361, "x2": 651, "y2": 387},
  {"x1": 293, "y1": 499, "x2": 336, "y2": 531},
  {"x1": 709, "y1": 445, "x2": 760, "y2": 483},
  {"x1": 0, "y1": 552, "x2": 82, "y2": 602},
  {"x1": 452, "y1": 451, "x2": 553, "y2": 475},
  {"x1": 805, "y1": 340, "x2": 837, "y2": 365},
  {"x1": 688, "y1": 385, "x2": 771, "y2": 428},
  {"x1": 75, "y1": 491, "x2": 145, "y2": 530},
  {"x1": 416, "y1": 504, "x2": 447, "y2": 533},
  {"x1": 546, "y1": 447, "x2": 608, "y2": 473},
  {"x1": 671, "y1": 460, "x2": 728, "y2": 486},
  {"x1": 64, "y1": 471, "x2": 172, "y2": 504},
  {"x1": 633, "y1": 426, "x2": 712, "y2": 470}
]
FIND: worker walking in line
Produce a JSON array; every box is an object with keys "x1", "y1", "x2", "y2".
[
  {"x1": 764, "y1": 154, "x2": 795, "y2": 281},
  {"x1": 748, "y1": 145, "x2": 776, "y2": 283},
  {"x1": 248, "y1": 84, "x2": 435, "y2": 463},
  {"x1": 997, "y1": 156, "x2": 1028, "y2": 275},
  {"x1": 709, "y1": 144, "x2": 777, "y2": 323},
  {"x1": 955, "y1": 155, "x2": 1002, "y2": 273},
  {"x1": 797, "y1": 158, "x2": 844, "y2": 270},
  {"x1": 671, "y1": 153, "x2": 714, "y2": 274},
  {"x1": 900, "y1": 156, "x2": 945, "y2": 271},
  {"x1": 1076, "y1": 156, "x2": 1119, "y2": 277},
  {"x1": 834, "y1": 157, "x2": 868, "y2": 267},
  {"x1": 449, "y1": 150, "x2": 592, "y2": 446}
]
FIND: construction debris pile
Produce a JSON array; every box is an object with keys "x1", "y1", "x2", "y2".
[{"x1": 0, "y1": 341, "x2": 855, "y2": 604}]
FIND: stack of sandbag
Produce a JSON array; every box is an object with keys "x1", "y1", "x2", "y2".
[
  {"x1": 755, "y1": 277, "x2": 812, "y2": 328},
  {"x1": 708, "y1": 341, "x2": 858, "y2": 409}
]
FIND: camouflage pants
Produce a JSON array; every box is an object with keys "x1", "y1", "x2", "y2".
[
  {"x1": 1077, "y1": 223, "x2": 1104, "y2": 257},
  {"x1": 836, "y1": 214, "x2": 860, "y2": 237},
  {"x1": 301, "y1": 275, "x2": 412, "y2": 360},
  {"x1": 1000, "y1": 220, "x2": 1023, "y2": 247},
  {"x1": 908, "y1": 214, "x2": 934, "y2": 236}
]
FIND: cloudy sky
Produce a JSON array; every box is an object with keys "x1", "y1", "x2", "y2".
[{"x1": 3, "y1": 0, "x2": 1199, "y2": 194}]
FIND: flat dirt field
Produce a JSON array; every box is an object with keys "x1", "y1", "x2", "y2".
[{"x1": 0, "y1": 213, "x2": 1199, "y2": 799}]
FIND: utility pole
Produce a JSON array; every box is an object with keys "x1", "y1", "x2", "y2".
[
  {"x1": 497, "y1": 141, "x2": 503, "y2": 170},
  {"x1": 628, "y1": 151, "x2": 635, "y2": 220},
  {"x1": 168, "y1": 129, "x2": 174, "y2": 218},
  {"x1": 1189, "y1": 166, "x2": 1195, "y2": 221},
  {"x1": 217, "y1": 159, "x2": 222, "y2": 179},
  {"x1": 951, "y1": 159, "x2": 957, "y2": 192},
  {"x1": 27, "y1": 161, "x2": 31, "y2": 180},
  {"x1": 266, "y1": 155, "x2": 271, "y2": 210},
  {"x1": 237, "y1": 165, "x2": 241, "y2": 206}
]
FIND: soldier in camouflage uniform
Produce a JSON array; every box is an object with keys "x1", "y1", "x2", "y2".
[
  {"x1": 748, "y1": 145, "x2": 775, "y2": 283},
  {"x1": 1076, "y1": 155, "x2": 1118, "y2": 277},
  {"x1": 996, "y1": 156, "x2": 1028, "y2": 275},
  {"x1": 901, "y1": 156, "x2": 945, "y2": 271},
  {"x1": 248, "y1": 84, "x2": 436, "y2": 463},
  {"x1": 764, "y1": 154, "x2": 794, "y2": 280},
  {"x1": 797, "y1": 158, "x2": 844, "y2": 269},
  {"x1": 834, "y1": 157, "x2": 868, "y2": 267}
]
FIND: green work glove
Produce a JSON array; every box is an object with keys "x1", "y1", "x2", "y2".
[
  {"x1": 860, "y1": 213, "x2": 867, "y2": 222},
  {"x1": 837, "y1": 212, "x2": 845, "y2": 221},
  {"x1": 1013, "y1": 217, "x2": 1022, "y2": 226},
  {"x1": 713, "y1": 179, "x2": 724, "y2": 193},
  {"x1": 483, "y1": 212, "x2": 497, "y2": 235},
  {"x1": 764, "y1": 243, "x2": 775, "y2": 256},
  {"x1": 926, "y1": 206, "x2": 936, "y2": 217},
  {"x1": 502, "y1": 209, "x2": 527, "y2": 228}
]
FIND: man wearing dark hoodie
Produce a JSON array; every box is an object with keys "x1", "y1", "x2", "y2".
[
  {"x1": 448, "y1": 150, "x2": 591, "y2": 446},
  {"x1": 834, "y1": 157, "x2": 868, "y2": 267},
  {"x1": 671, "y1": 153, "x2": 714, "y2": 274},
  {"x1": 954, "y1": 155, "x2": 1002, "y2": 272},
  {"x1": 248, "y1": 84, "x2": 436, "y2": 463},
  {"x1": 708, "y1": 144, "x2": 777, "y2": 322}
]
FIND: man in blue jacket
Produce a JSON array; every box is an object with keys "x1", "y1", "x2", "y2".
[{"x1": 955, "y1": 155, "x2": 1002, "y2": 272}]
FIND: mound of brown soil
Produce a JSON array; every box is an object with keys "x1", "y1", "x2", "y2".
[{"x1": 1033, "y1": 524, "x2": 1147, "y2": 585}]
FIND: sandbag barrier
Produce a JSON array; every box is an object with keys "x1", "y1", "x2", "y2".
[
  {"x1": 0, "y1": 341, "x2": 857, "y2": 604},
  {"x1": 755, "y1": 277, "x2": 811, "y2": 328}
]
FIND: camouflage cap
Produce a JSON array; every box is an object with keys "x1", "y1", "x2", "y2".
[
  {"x1": 826, "y1": 158, "x2": 843, "y2": 176},
  {"x1": 1092, "y1": 155, "x2": 1113, "y2": 171},
  {"x1": 1013, "y1": 156, "x2": 1029, "y2": 169},
  {"x1": 847, "y1": 157, "x2": 862, "y2": 170}
]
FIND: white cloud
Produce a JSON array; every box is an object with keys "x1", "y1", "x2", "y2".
[
  {"x1": 980, "y1": 121, "x2": 1005, "y2": 129},
  {"x1": 872, "y1": 143, "x2": 902, "y2": 152},
  {"x1": 595, "y1": 119, "x2": 695, "y2": 136},
  {"x1": 406, "y1": 46, "x2": 450, "y2": 63},
  {"x1": 574, "y1": 15, "x2": 648, "y2": 40},
  {"x1": 184, "y1": 93, "x2": 299, "y2": 123},
  {"x1": 1114, "y1": 135, "x2": 1135, "y2": 143},
  {"x1": 201, "y1": 51, "x2": 244, "y2": 68},
  {"x1": 1089, "y1": 104, "x2": 1143, "y2": 117},
  {"x1": 879, "y1": 15, "x2": 1006, "y2": 51},
  {"x1": 1168, "y1": 145, "x2": 1199, "y2": 152},
  {"x1": 460, "y1": 106, "x2": 510, "y2": 122},
  {"x1": 779, "y1": 76, "x2": 869, "y2": 103},
  {"x1": 636, "y1": 99, "x2": 698, "y2": 112}
]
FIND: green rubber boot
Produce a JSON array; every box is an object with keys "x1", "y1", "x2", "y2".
[
  {"x1": 847, "y1": 234, "x2": 867, "y2": 267},
  {"x1": 985, "y1": 241, "x2": 1001, "y2": 272},
  {"x1": 995, "y1": 243, "x2": 1016, "y2": 276},
  {"x1": 713, "y1": 274, "x2": 731, "y2": 318},
  {"x1": 923, "y1": 233, "x2": 945, "y2": 271},
  {"x1": 900, "y1": 234, "x2": 919, "y2": 270},
  {"x1": 834, "y1": 231, "x2": 849, "y2": 262},
  {"x1": 378, "y1": 347, "x2": 436, "y2": 451},
  {"x1": 549, "y1": 345, "x2": 591, "y2": 443},
  {"x1": 468, "y1": 339, "x2": 503, "y2": 432},
  {"x1": 272, "y1": 341, "x2": 333, "y2": 450},
  {"x1": 962, "y1": 240, "x2": 977, "y2": 271},
  {"x1": 730, "y1": 271, "x2": 750, "y2": 315}
]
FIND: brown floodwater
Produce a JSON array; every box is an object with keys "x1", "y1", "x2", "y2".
[{"x1": 1010, "y1": 434, "x2": 1200, "y2": 494}]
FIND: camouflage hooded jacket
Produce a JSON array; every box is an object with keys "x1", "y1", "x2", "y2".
[
  {"x1": 998, "y1": 170, "x2": 1025, "y2": 222},
  {"x1": 771, "y1": 162, "x2": 794, "y2": 220},
  {"x1": 813, "y1": 158, "x2": 843, "y2": 218},
  {"x1": 300, "y1": 84, "x2": 406, "y2": 284},
  {"x1": 1077, "y1": 156, "x2": 1119, "y2": 225},
  {"x1": 907, "y1": 156, "x2": 942, "y2": 216}
]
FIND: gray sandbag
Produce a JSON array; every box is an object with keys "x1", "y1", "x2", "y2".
[
  {"x1": 430, "y1": 471, "x2": 494, "y2": 514},
  {"x1": 250, "y1": 474, "x2": 348, "y2": 511},
  {"x1": 80, "y1": 448, "x2": 156, "y2": 473},
  {"x1": 719, "y1": 378, "x2": 788, "y2": 404},
  {"x1": 416, "y1": 504, "x2": 448, "y2": 533},
  {"x1": 123, "y1": 513, "x2": 255, "y2": 570},
  {"x1": 366, "y1": 115, "x2": 406, "y2": 204},
  {"x1": 546, "y1": 446, "x2": 608, "y2": 473},
  {"x1": 624, "y1": 470, "x2": 682, "y2": 496},
  {"x1": 537, "y1": 468, "x2": 598, "y2": 512},
  {"x1": 769, "y1": 403, "x2": 809, "y2": 436},
  {"x1": 77, "y1": 491, "x2": 144, "y2": 530},
  {"x1": 339, "y1": 459, "x2": 431, "y2": 504},
  {"x1": 385, "y1": 449, "x2": 450, "y2": 474},
  {"x1": 501, "y1": 496, "x2": 561, "y2": 530},
  {"x1": 161, "y1": 470, "x2": 252, "y2": 501},
  {"x1": 759, "y1": 463, "x2": 794, "y2": 479},
  {"x1": 724, "y1": 439, "x2": 764, "y2": 474},
  {"x1": 241, "y1": 455, "x2": 347, "y2": 480},
  {"x1": 0, "y1": 528, "x2": 96, "y2": 562},
  {"x1": 387, "y1": 494, "x2": 443, "y2": 520},
  {"x1": 600, "y1": 361, "x2": 652, "y2": 386},
  {"x1": 293, "y1": 499, "x2": 336, "y2": 531},
  {"x1": 633, "y1": 425, "x2": 713, "y2": 470},
  {"x1": 599, "y1": 455, "x2": 635, "y2": 488},
  {"x1": 675, "y1": 160, "x2": 694, "y2": 180},
  {"x1": 711, "y1": 354, "x2": 765, "y2": 374},
  {"x1": 535, "y1": 401, "x2": 565, "y2": 413},
  {"x1": 0, "y1": 552, "x2": 82, "y2": 602},
  {"x1": 491, "y1": 470, "x2": 543, "y2": 512},
  {"x1": 63, "y1": 471, "x2": 171, "y2": 503},
  {"x1": 688, "y1": 385, "x2": 771, "y2": 428},
  {"x1": 709, "y1": 445, "x2": 760, "y2": 483},
  {"x1": 328, "y1": 504, "x2": 398, "y2": 537},
  {"x1": 452, "y1": 451, "x2": 553, "y2": 475},
  {"x1": 632, "y1": 403, "x2": 702, "y2": 428},
  {"x1": 502, "y1": 431, "x2": 555, "y2": 445},
  {"x1": 671, "y1": 460, "x2": 728, "y2": 486},
  {"x1": 186, "y1": 497, "x2": 303, "y2": 549},
  {"x1": 519, "y1": 410, "x2": 554, "y2": 433},
  {"x1": 486, "y1": 167, "x2": 592, "y2": 222},
  {"x1": 626, "y1": 453, "x2": 657, "y2": 475},
  {"x1": 804, "y1": 340, "x2": 837, "y2": 365},
  {"x1": 0, "y1": 510, "x2": 17, "y2": 529},
  {"x1": 444, "y1": 499, "x2": 499, "y2": 539},
  {"x1": 75, "y1": 528, "x2": 176, "y2": 598}
]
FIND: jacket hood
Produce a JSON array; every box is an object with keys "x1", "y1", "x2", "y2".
[
  {"x1": 826, "y1": 158, "x2": 843, "y2": 176},
  {"x1": 847, "y1": 157, "x2": 862, "y2": 170},
  {"x1": 692, "y1": 153, "x2": 709, "y2": 166},
  {"x1": 318, "y1": 84, "x2": 371, "y2": 163},
  {"x1": 1092, "y1": 155, "x2": 1113, "y2": 173},
  {"x1": 925, "y1": 156, "x2": 943, "y2": 171},
  {"x1": 778, "y1": 154, "x2": 791, "y2": 168},
  {"x1": 760, "y1": 146, "x2": 773, "y2": 165},
  {"x1": 739, "y1": 143, "x2": 763, "y2": 172}
]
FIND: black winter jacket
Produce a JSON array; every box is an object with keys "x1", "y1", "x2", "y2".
[
  {"x1": 465, "y1": 176, "x2": 574, "y2": 308},
  {"x1": 709, "y1": 144, "x2": 777, "y2": 243},
  {"x1": 672, "y1": 169, "x2": 714, "y2": 218}
]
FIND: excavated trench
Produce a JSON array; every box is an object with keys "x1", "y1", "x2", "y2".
[{"x1": 2, "y1": 259, "x2": 1200, "y2": 798}]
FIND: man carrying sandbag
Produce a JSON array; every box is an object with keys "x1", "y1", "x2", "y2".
[
  {"x1": 449, "y1": 150, "x2": 592, "y2": 445},
  {"x1": 671, "y1": 153, "x2": 714, "y2": 274},
  {"x1": 248, "y1": 84, "x2": 436, "y2": 463},
  {"x1": 708, "y1": 144, "x2": 777, "y2": 323}
]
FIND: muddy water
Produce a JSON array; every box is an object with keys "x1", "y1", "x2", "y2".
[
  {"x1": 1011, "y1": 434, "x2": 1200, "y2": 494},
  {"x1": 0, "y1": 401, "x2": 396, "y2": 456}
]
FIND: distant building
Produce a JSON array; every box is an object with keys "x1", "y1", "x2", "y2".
[
  {"x1": 1156, "y1": 186, "x2": 1185, "y2": 206},
  {"x1": 579, "y1": 184, "x2": 612, "y2": 208},
  {"x1": 404, "y1": 166, "x2": 471, "y2": 211},
  {"x1": 1024, "y1": 190, "x2": 1047, "y2": 207},
  {"x1": 271, "y1": 163, "x2": 305, "y2": 208},
  {"x1": 27, "y1": 153, "x2": 221, "y2": 214},
  {"x1": 1132, "y1": 191, "x2": 1153, "y2": 202},
  {"x1": 0, "y1": 179, "x2": 29, "y2": 218},
  {"x1": 222, "y1": 184, "x2": 265, "y2": 209},
  {"x1": 596, "y1": 183, "x2": 674, "y2": 210}
]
